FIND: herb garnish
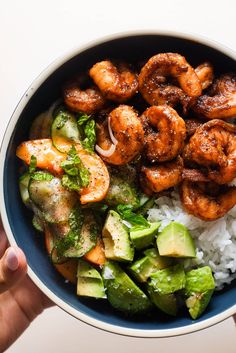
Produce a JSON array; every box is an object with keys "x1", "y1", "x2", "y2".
[
  {"x1": 29, "y1": 155, "x2": 37, "y2": 174},
  {"x1": 61, "y1": 145, "x2": 90, "y2": 191},
  {"x1": 53, "y1": 206, "x2": 84, "y2": 260},
  {"x1": 116, "y1": 204, "x2": 150, "y2": 229},
  {"x1": 28, "y1": 155, "x2": 54, "y2": 181},
  {"x1": 55, "y1": 110, "x2": 70, "y2": 129},
  {"x1": 77, "y1": 113, "x2": 96, "y2": 152}
]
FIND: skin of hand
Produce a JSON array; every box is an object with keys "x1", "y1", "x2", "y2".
[{"x1": 0, "y1": 221, "x2": 53, "y2": 352}]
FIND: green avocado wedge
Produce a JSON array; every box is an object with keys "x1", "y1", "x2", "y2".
[
  {"x1": 130, "y1": 222, "x2": 161, "y2": 250},
  {"x1": 102, "y1": 210, "x2": 134, "y2": 262},
  {"x1": 102, "y1": 261, "x2": 152, "y2": 314},
  {"x1": 156, "y1": 222, "x2": 196, "y2": 258},
  {"x1": 147, "y1": 287, "x2": 178, "y2": 316},
  {"x1": 77, "y1": 259, "x2": 106, "y2": 299},
  {"x1": 186, "y1": 290, "x2": 214, "y2": 319},
  {"x1": 129, "y1": 248, "x2": 172, "y2": 283},
  {"x1": 184, "y1": 266, "x2": 215, "y2": 319},
  {"x1": 149, "y1": 264, "x2": 186, "y2": 295}
]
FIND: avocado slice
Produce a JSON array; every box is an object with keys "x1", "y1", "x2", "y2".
[
  {"x1": 102, "y1": 261, "x2": 152, "y2": 314},
  {"x1": 184, "y1": 266, "x2": 215, "y2": 296},
  {"x1": 186, "y1": 290, "x2": 214, "y2": 319},
  {"x1": 147, "y1": 287, "x2": 178, "y2": 316},
  {"x1": 102, "y1": 210, "x2": 134, "y2": 262},
  {"x1": 184, "y1": 266, "x2": 215, "y2": 319},
  {"x1": 149, "y1": 264, "x2": 186, "y2": 295},
  {"x1": 130, "y1": 222, "x2": 161, "y2": 250},
  {"x1": 156, "y1": 222, "x2": 196, "y2": 258},
  {"x1": 129, "y1": 248, "x2": 172, "y2": 282},
  {"x1": 144, "y1": 248, "x2": 173, "y2": 268},
  {"x1": 129, "y1": 256, "x2": 157, "y2": 282},
  {"x1": 77, "y1": 259, "x2": 106, "y2": 299}
]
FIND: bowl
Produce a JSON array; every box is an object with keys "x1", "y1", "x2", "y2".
[{"x1": 1, "y1": 30, "x2": 236, "y2": 338}]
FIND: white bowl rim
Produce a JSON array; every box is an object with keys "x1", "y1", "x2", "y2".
[{"x1": 1, "y1": 29, "x2": 236, "y2": 338}]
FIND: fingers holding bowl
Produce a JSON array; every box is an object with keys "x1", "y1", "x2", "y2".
[{"x1": 0, "y1": 246, "x2": 27, "y2": 294}]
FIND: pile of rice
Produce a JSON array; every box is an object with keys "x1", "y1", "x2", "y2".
[{"x1": 147, "y1": 191, "x2": 236, "y2": 290}]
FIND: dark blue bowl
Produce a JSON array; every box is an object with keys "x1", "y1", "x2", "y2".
[{"x1": 1, "y1": 31, "x2": 236, "y2": 337}]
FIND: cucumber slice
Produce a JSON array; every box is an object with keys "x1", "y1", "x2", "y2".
[
  {"x1": 29, "y1": 176, "x2": 78, "y2": 223},
  {"x1": 137, "y1": 196, "x2": 155, "y2": 216},
  {"x1": 29, "y1": 112, "x2": 52, "y2": 139},
  {"x1": 29, "y1": 101, "x2": 59, "y2": 139},
  {"x1": 104, "y1": 175, "x2": 139, "y2": 208},
  {"x1": 51, "y1": 110, "x2": 80, "y2": 152},
  {"x1": 32, "y1": 215, "x2": 44, "y2": 232},
  {"x1": 64, "y1": 210, "x2": 99, "y2": 258},
  {"x1": 19, "y1": 173, "x2": 31, "y2": 207}
]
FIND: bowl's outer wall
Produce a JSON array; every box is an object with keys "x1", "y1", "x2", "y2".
[{"x1": 4, "y1": 34, "x2": 236, "y2": 331}]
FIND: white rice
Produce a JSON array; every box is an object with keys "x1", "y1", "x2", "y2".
[{"x1": 147, "y1": 191, "x2": 236, "y2": 290}]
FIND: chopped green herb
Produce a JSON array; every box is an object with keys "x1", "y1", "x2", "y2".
[
  {"x1": 61, "y1": 145, "x2": 90, "y2": 191},
  {"x1": 61, "y1": 159, "x2": 79, "y2": 176},
  {"x1": 82, "y1": 119, "x2": 96, "y2": 152},
  {"x1": 116, "y1": 204, "x2": 150, "y2": 228},
  {"x1": 61, "y1": 175, "x2": 81, "y2": 192},
  {"x1": 53, "y1": 206, "x2": 84, "y2": 259},
  {"x1": 31, "y1": 171, "x2": 54, "y2": 181},
  {"x1": 55, "y1": 110, "x2": 70, "y2": 129},
  {"x1": 29, "y1": 155, "x2": 37, "y2": 174},
  {"x1": 89, "y1": 222, "x2": 100, "y2": 242},
  {"x1": 77, "y1": 112, "x2": 91, "y2": 126},
  {"x1": 53, "y1": 231, "x2": 76, "y2": 260},
  {"x1": 76, "y1": 113, "x2": 96, "y2": 152},
  {"x1": 69, "y1": 206, "x2": 84, "y2": 234}
]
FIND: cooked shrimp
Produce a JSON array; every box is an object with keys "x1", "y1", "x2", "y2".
[
  {"x1": 141, "y1": 105, "x2": 186, "y2": 162},
  {"x1": 64, "y1": 84, "x2": 106, "y2": 114},
  {"x1": 182, "y1": 168, "x2": 210, "y2": 182},
  {"x1": 195, "y1": 62, "x2": 214, "y2": 90},
  {"x1": 89, "y1": 61, "x2": 138, "y2": 102},
  {"x1": 180, "y1": 180, "x2": 236, "y2": 221},
  {"x1": 183, "y1": 119, "x2": 236, "y2": 184},
  {"x1": 138, "y1": 53, "x2": 202, "y2": 107},
  {"x1": 194, "y1": 73, "x2": 236, "y2": 119},
  {"x1": 140, "y1": 156, "x2": 183, "y2": 194},
  {"x1": 95, "y1": 105, "x2": 144, "y2": 165},
  {"x1": 185, "y1": 118, "x2": 204, "y2": 137}
]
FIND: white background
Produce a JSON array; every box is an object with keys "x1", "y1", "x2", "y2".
[{"x1": 1, "y1": 0, "x2": 236, "y2": 352}]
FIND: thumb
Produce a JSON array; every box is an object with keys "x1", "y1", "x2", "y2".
[{"x1": 0, "y1": 246, "x2": 27, "y2": 294}]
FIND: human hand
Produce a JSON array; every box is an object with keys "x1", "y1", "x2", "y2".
[{"x1": 0, "y1": 221, "x2": 53, "y2": 352}]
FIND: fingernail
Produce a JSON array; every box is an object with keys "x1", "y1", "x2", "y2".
[{"x1": 5, "y1": 248, "x2": 19, "y2": 271}]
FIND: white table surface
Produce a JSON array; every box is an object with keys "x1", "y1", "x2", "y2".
[{"x1": 1, "y1": 0, "x2": 236, "y2": 352}]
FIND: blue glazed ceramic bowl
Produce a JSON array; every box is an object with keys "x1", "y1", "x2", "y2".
[{"x1": 1, "y1": 31, "x2": 236, "y2": 337}]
